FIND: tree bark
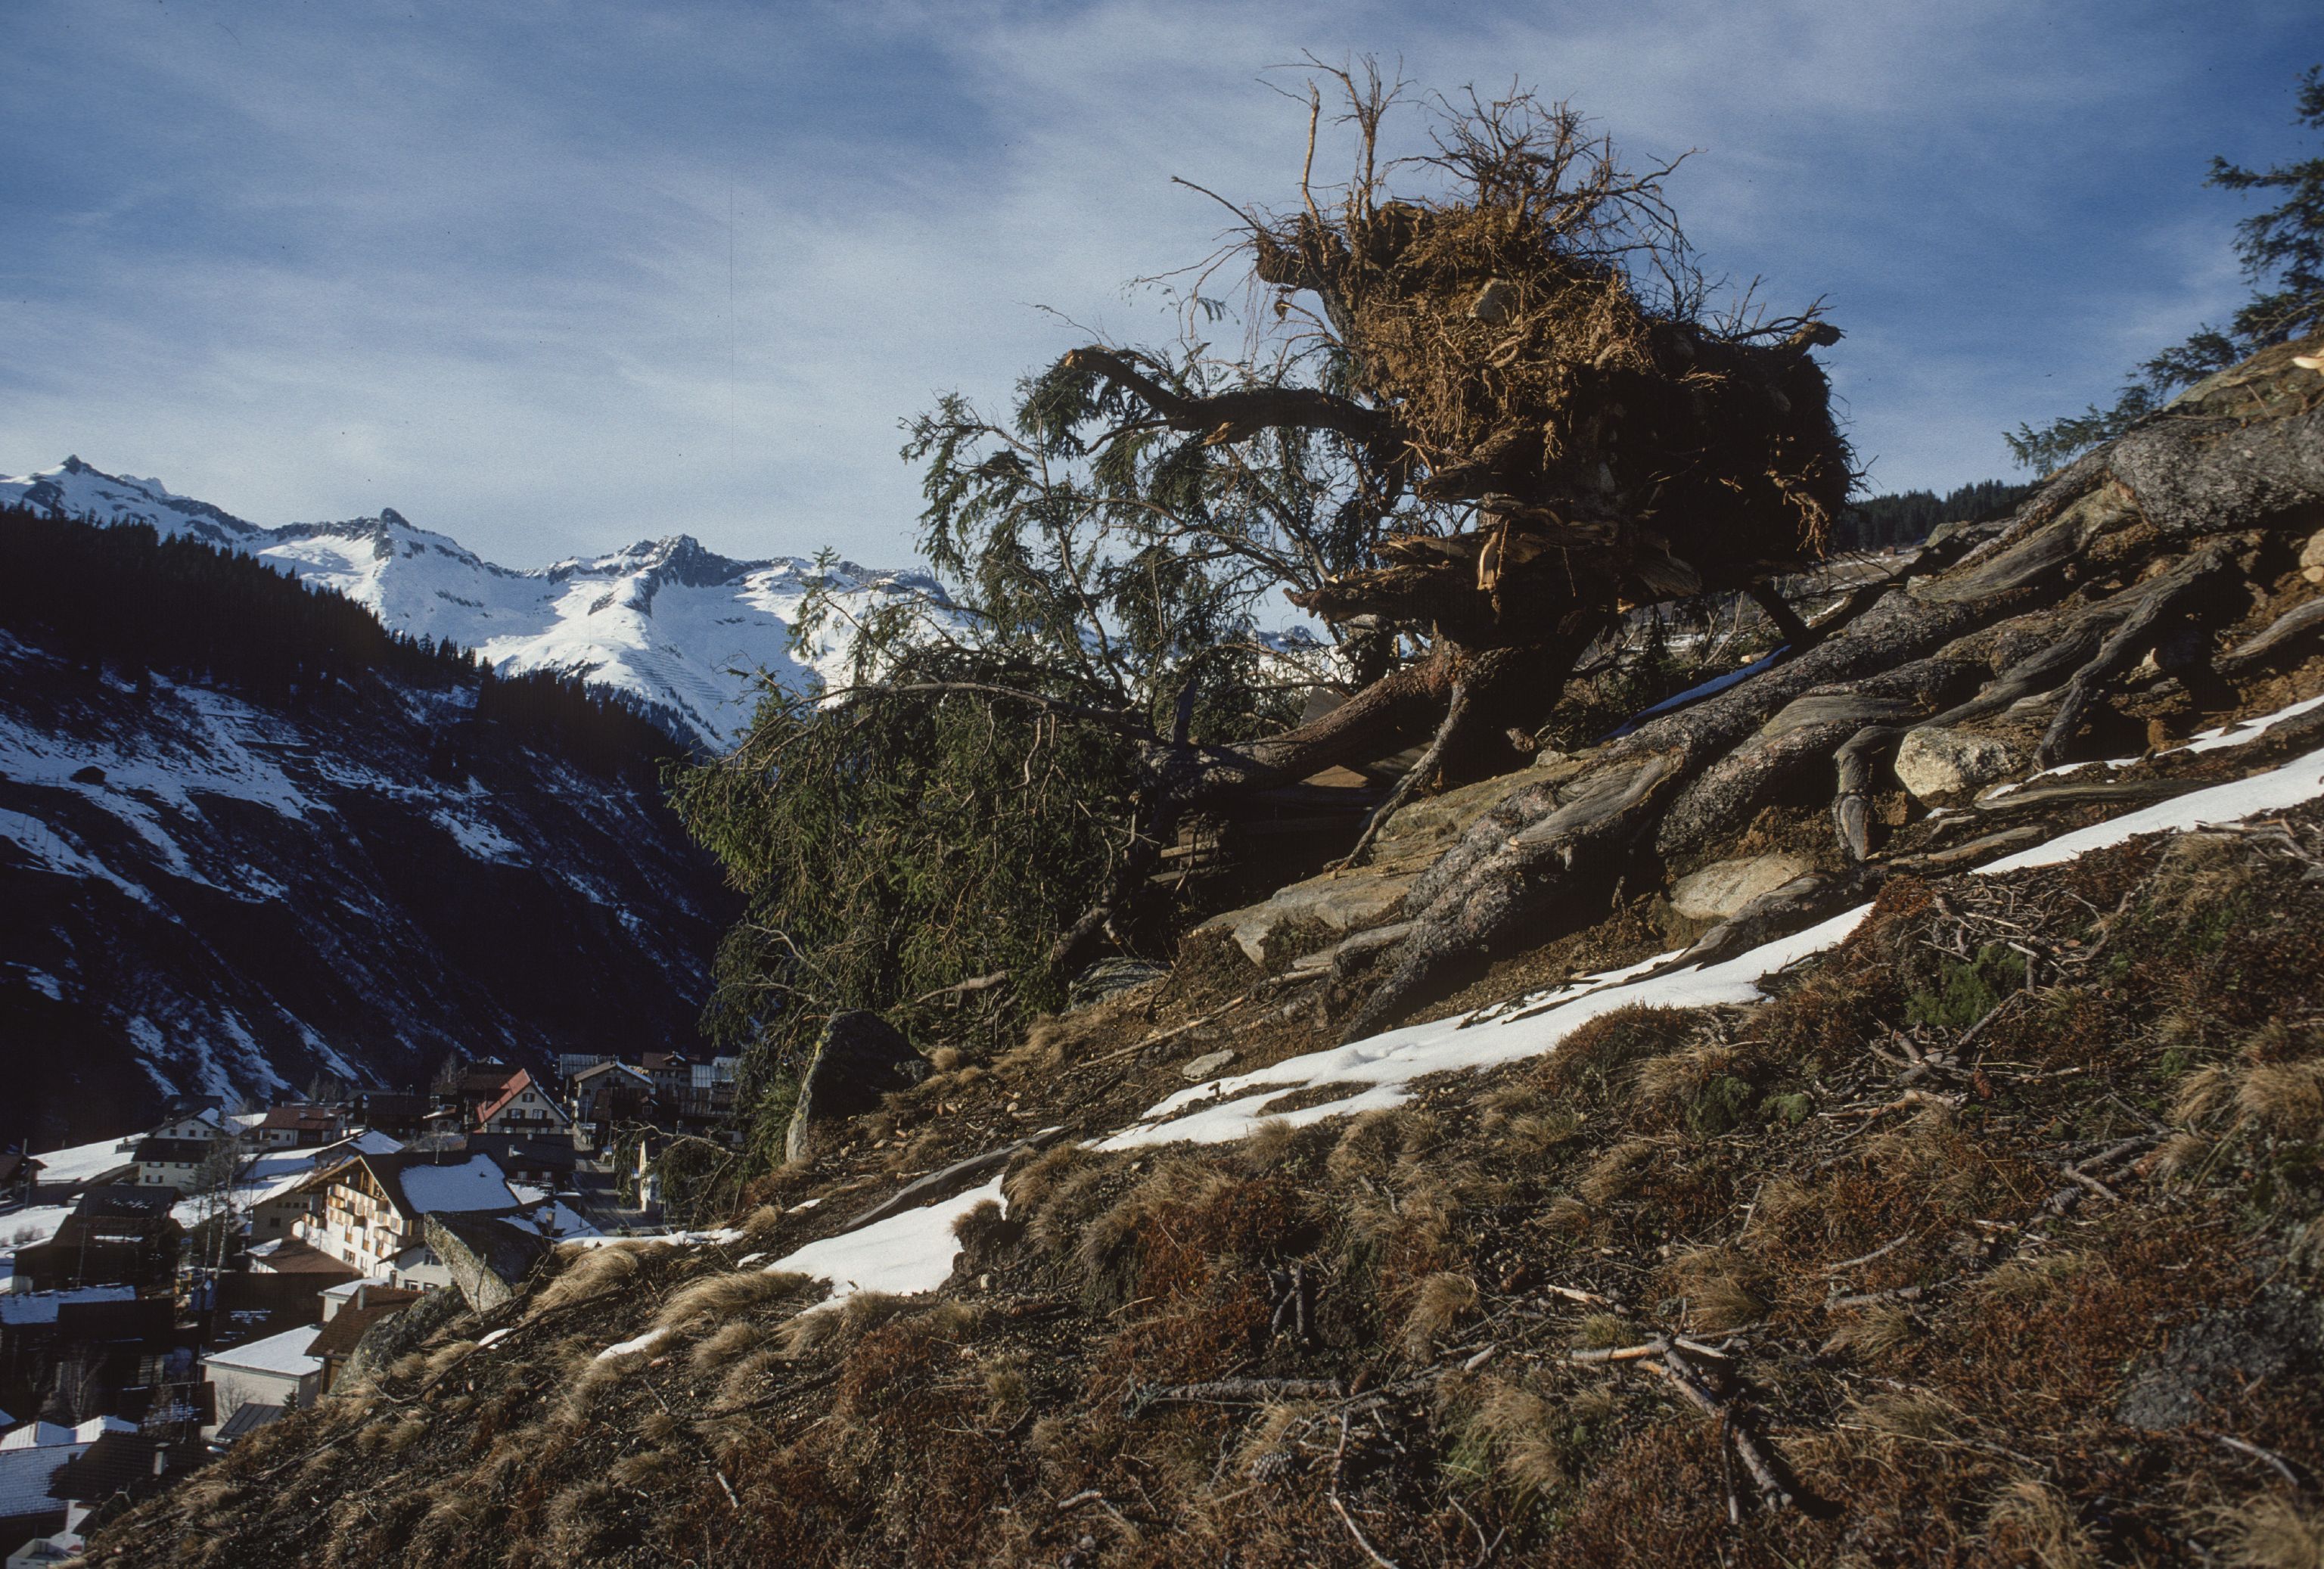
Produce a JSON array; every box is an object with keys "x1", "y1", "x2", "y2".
[{"x1": 1334, "y1": 336, "x2": 2324, "y2": 1039}]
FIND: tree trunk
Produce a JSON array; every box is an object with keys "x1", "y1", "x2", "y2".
[{"x1": 1335, "y1": 335, "x2": 2324, "y2": 1040}]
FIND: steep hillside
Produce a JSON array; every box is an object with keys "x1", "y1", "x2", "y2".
[
  {"x1": 0, "y1": 458, "x2": 948, "y2": 747},
  {"x1": 81, "y1": 344, "x2": 2324, "y2": 1566},
  {"x1": 0, "y1": 507, "x2": 735, "y2": 1148}
]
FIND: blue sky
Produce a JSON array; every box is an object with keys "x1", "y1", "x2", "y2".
[{"x1": 2, "y1": 1, "x2": 2318, "y2": 569}]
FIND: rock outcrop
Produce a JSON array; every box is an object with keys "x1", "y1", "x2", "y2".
[{"x1": 785, "y1": 1011, "x2": 931, "y2": 1161}]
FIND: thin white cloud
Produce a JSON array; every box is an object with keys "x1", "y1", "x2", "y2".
[{"x1": 1, "y1": 0, "x2": 2316, "y2": 567}]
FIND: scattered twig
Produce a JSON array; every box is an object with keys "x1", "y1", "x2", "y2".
[
  {"x1": 1126, "y1": 1377, "x2": 1343, "y2": 1418},
  {"x1": 1094, "y1": 993, "x2": 1254, "y2": 1064},
  {"x1": 1567, "y1": 1338, "x2": 1670, "y2": 1365},
  {"x1": 1955, "y1": 990, "x2": 2026, "y2": 1055},
  {"x1": 2198, "y1": 1428, "x2": 2308, "y2": 1491},
  {"x1": 1329, "y1": 1412, "x2": 1405, "y2": 1569},
  {"x1": 1820, "y1": 1232, "x2": 1916, "y2": 1276},
  {"x1": 1719, "y1": 1411, "x2": 1742, "y2": 1527},
  {"x1": 1643, "y1": 1348, "x2": 1794, "y2": 1509},
  {"x1": 1826, "y1": 1283, "x2": 1929, "y2": 1311},
  {"x1": 1540, "y1": 1283, "x2": 1617, "y2": 1306},
  {"x1": 903, "y1": 970, "x2": 1011, "y2": 1009},
  {"x1": 2076, "y1": 1133, "x2": 2161, "y2": 1174}
]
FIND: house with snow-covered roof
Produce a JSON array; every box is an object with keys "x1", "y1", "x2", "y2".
[
  {"x1": 251, "y1": 1105, "x2": 345, "y2": 1149},
  {"x1": 8, "y1": 1190, "x2": 180, "y2": 1294},
  {"x1": 199, "y1": 1323, "x2": 323, "y2": 1418},
  {"x1": 244, "y1": 1129, "x2": 405, "y2": 1242},
  {"x1": 0, "y1": 1415, "x2": 136, "y2": 1555},
  {"x1": 0, "y1": 1157, "x2": 40, "y2": 1212},
  {"x1": 294, "y1": 1150, "x2": 526, "y2": 1288}
]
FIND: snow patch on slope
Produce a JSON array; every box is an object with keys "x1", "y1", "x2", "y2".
[
  {"x1": 765, "y1": 1177, "x2": 1005, "y2": 1313},
  {"x1": 1101, "y1": 734, "x2": 2324, "y2": 1150}
]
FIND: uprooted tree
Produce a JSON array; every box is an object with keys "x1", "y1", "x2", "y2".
[
  {"x1": 676, "y1": 66, "x2": 1858, "y2": 1083},
  {"x1": 679, "y1": 64, "x2": 2324, "y2": 1111}
]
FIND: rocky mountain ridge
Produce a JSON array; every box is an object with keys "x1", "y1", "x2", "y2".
[
  {"x1": 0, "y1": 458, "x2": 946, "y2": 749},
  {"x1": 0, "y1": 505, "x2": 736, "y2": 1148}
]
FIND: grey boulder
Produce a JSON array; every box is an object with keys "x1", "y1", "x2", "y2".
[{"x1": 785, "y1": 1010, "x2": 931, "y2": 1162}]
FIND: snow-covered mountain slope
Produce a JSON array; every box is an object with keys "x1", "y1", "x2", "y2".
[
  {"x1": 0, "y1": 458, "x2": 944, "y2": 749},
  {"x1": 0, "y1": 618, "x2": 734, "y2": 1151}
]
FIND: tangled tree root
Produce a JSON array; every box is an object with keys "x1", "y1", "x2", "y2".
[{"x1": 1339, "y1": 334, "x2": 2324, "y2": 1041}]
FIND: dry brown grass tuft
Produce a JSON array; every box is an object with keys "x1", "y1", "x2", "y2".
[
  {"x1": 1241, "y1": 1117, "x2": 1301, "y2": 1167},
  {"x1": 1494, "y1": 1110, "x2": 1582, "y2": 1158},
  {"x1": 557, "y1": 1344, "x2": 649, "y2": 1423},
  {"x1": 1985, "y1": 1478, "x2": 2099, "y2": 1569},
  {"x1": 654, "y1": 1268, "x2": 812, "y2": 1334},
  {"x1": 607, "y1": 1448, "x2": 685, "y2": 1491},
  {"x1": 952, "y1": 1198, "x2": 1024, "y2": 1269},
  {"x1": 1327, "y1": 1108, "x2": 1441, "y2": 1183},
  {"x1": 1400, "y1": 1271, "x2": 1479, "y2": 1358},
  {"x1": 2176, "y1": 1064, "x2": 2239, "y2": 1126},
  {"x1": 1004, "y1": 1138, "x2": 1089, "y2": 1207},
  {"x1": 1749, "y1": 1174, "x2": 1819, "y2": 1232},
  {"x1": 2154, "y1": 1130, "x2": 2215, "y2": 1179},
  {"x1": 982, "y1": 1355, "x2": 1030, "y2": 1418},
  {"x1": 639, "y1": 1408, "x2": 679, "y2": 1444},
  {"x1": 923, "y1": 1298, "x2": 988, "y2": 1339},
  {"x1": 418, "y1": 1340, "x2": 475, "y2": 1382},
  {"x1": 1479, "y1": 1083, "x2": 1545, "y2": 1126},
  {"x1": 541, "y1": 1478, "x2": 621, "y2": 1561},
  {"x1": 1010, "y1": 1145, "x2": 1114, "y2": 1253},
  {"x1": 927, "y1": 1045, "x2": 965, "y2": 1072},
  {"x1": 772, "y1": 1290, "x2": 905, "y2": 1362},
  {"x1": 406, "y1": 1484, "x2": 483, "y2": 1557},
  {"x1": 690, "y1": 1317, "x2": 772, "y2": 1372},
  {"x1": 735, "y1": 1202, "x2": 785, "y2": 1241},
  {"x1": 1824, "y1": 1303, "x2": 1919, "y2": 1360},
  {"x1": 533, "y1": 1241, "x2": 667, "y2": 1315},
  {"x1": 1633, "y1": 1036, "x2": 1738, "y2": 1107},
  {"x1": 1075, "y1": 1160, "x2": 1242, "y2": 1308},
  {"x1": 714, "y1": 1345, "x2": 784, "y2": 1410},
  {"x1": 2239, "y1": 1061, "x2": 2324, "y2": 1139},
  {"x1": 1850, "y1": 1388, "x2": 1960, "y2": 1441},
  {"x1": 2217, "y1": 1494, "x2": 2324, "y2": 1569},
  {"x1": 1661, "y1": 1246, "x2": 1765, "y2": 1334},
  {"x1": 1577, "y1": 1136, "x2": 1662, "y2": 1204},
  {"x1": 1228, "y1": 1401, "x2": 1304, "y2": 1484},
  {"x1": 996, "y1": 1017, "x2": 1070, "y2": 1075},
  {"x1": 1572, "y1": 1313, "x2": 1637, "y2": 1350},
  {"x1": 2147, "y1": 831, "x2": 2259, "y2": 923},
  {"x1": 1540, "y1": 1192, "x2": 1593, "y2": 1236},
  {"x1": 1471, "y1": 1378, "x2": 1568, "y2": 1495},
  {"x1": 1976, "y1": 1251, "x2": 2092, "y2": 1304},
  {"x1": 881, "y1": 1129, "x2": 947, "y2": 1174}
]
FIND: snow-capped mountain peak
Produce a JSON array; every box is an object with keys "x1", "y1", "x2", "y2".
[{"x1": 1, "y1": 458, "x2": 945, "y2": 749}]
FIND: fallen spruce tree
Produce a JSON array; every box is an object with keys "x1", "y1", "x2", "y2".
[
  {"x1": 676, "y1": 69, "x2": 1863, "y2": 1089},
  {"x1": 682, "y1": 67, "x2": 2324, "y2": 1095},
  {"x1": 1038, "y1": 68, "x2": 1853, "y2": 970}
]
